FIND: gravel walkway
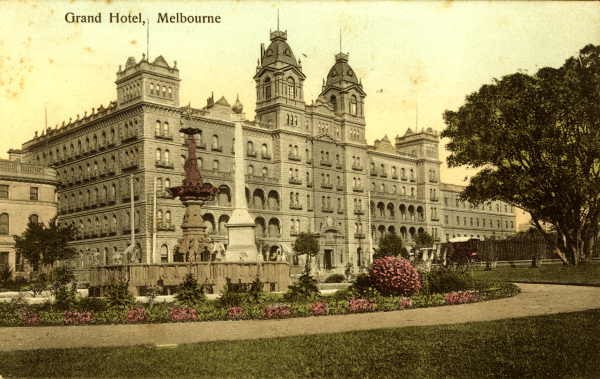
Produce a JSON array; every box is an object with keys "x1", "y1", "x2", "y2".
[{"x1": 1, "y1": 283, "x2": 600, "y2": 352}]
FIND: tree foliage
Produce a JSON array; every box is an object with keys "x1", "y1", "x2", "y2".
[
  {"x1": 293, "y1": 232, "x2": 320, "y2": 272},
  {"x1": 374, "y1": 233, "x2": 407, "y2": 259},
  {"x1": 442, "y1": 44, "x2": 600, "y2": 265},
  {"x1": 414, "y1": 231, "x2": 434, "y2": 249},
  {"x1": 13, "y1": 217, "x2": 77, "y2": 272}
]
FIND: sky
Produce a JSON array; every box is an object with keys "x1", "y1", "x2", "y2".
[{"x1": 1, "y1": 0, "x2": 599, "y2": 227}]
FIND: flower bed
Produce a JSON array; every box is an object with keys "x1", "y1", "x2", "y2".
[{"x1": 0, "y1": 282, "x2": 520, "y2": 327}]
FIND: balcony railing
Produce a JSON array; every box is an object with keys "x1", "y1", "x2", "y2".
[
  {"x1": 369, "y1": 170, "x2": 377, "y2": 176},
  {"x1": 289, "y1": 204, "x2": 303, "y2": 210},
  {"x1": 157, "y1": 191, "x2": 173, "y2": 199},
  {"x1": 320, "y1": 160, "x2": 332, "y2": 167},
  {"x1": 261, "y1": 153, "x2": 272, "y2": 160},
  {"x1": 336, "y1": 185, "x2": 344, "y2": 191},
  {"x1": 321, "y1": 183, "x2": 333, "y2": 189},
  {"x1": 247, "y1": 151, "x2": 257, "y2": 158},
  {"x1": 354, "y1": 209, "x2": 365, "y2": 215},
  {"x1": 289, "y1": 178, "x2": 302, "y2": 185},
  {"x1": 121, "y1": 161, "x2": 138, "y2": 171},
  {"x1": 322, "y1": 207, "x2": 334, "y2": 213},
  {"x1": 157, "y1": 223, "x2": 176, "y2": 231},
  {"x1": 155, "y1": 133, "x2": 173, "y2": 140},
  {"x1": 352, "y1": 164, "x2": 364, "y2": 171},
  {"x1": 155, "y1": 160, "x2": 174, "y2": 169},
  {"x1": 352, "y1": 186, "x2": 364, "y2": 192},
  {"x1": 288, "y1": 154, "x2": 301, "y2": 161},
  {"x1": 197, "y1": 142, "x2": 207, "y2": 150},
  {"x1": 354, "y1": 233, "x2": 366, "y2": 239}
]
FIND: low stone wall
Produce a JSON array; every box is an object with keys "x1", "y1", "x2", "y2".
[{"x1": 82, "y1": 262, "x2": 290, "y2": 296}]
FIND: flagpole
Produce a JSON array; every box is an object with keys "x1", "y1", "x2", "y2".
[
  {"x1": 152, "y1": 176, "x2": 157, "y2": 264},
  {"x1": 367, "y1": 190, "x2": 373, "y2": 265},
  {"x1": 130, "y1": 174, "x2": 135, "y2": 249}
]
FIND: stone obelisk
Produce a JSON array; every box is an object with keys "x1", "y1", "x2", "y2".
[{"x1": 224, "y1": 114, "x2": 259, "y2": 262}]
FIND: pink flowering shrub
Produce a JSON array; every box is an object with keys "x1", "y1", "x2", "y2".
[
  {"x1": 169, "y1": 307, "x2": 198, "y2": 322},
  {"x1": 348, "y1": 298, "x2": 377, "y2": 313},
  {"x1": 444, "y1": 290, "x2": 479, "y2": 305},
  {"x1": 21, "y1": 311, "x2": 40, "y2": 326},
  {"x1": 369, "y1": 256, "x2": 421, "y2": 296},
  {"x1": 263, "y1": 305, "x2": 292, "y2": 319},
  {"x1": 310, "y1": 301, "x2": 328, "y2": 316},
  {"x1": 126, "y1": 307, "x2": 148, "y2": 323},
  {"x1": 227, "y1": 306, "x2": 245, "y2": 320},
  {"x1": 398, "y1": 297, "x2": 413, "y2": 309},
  {"x1": 64, "y1": 311, "x2": 93, "y2": 325}
]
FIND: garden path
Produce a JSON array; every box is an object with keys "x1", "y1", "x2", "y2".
[{"x1": 2, "y1": 283, "x2": 600, "y2": 352}]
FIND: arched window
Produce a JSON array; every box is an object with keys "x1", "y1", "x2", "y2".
[
  {"x1": 350, "y1": 95, "x2": 357, "y2": 115},
  {"x1": 156, "y1": 121, "x2": 162, "y2": 136},
  {"x1": 213, "y1": 160, "x2": 220, "y2": 171},
  {"x1": 262, "y1": 167, "x2": 268, "y2": 177},
  {"x1": 160, "y1": 244, "x2": 169, "y2": 263},
  {"x1": 155, "y1": 148, "x2": 161, "y2": 162},
  {"x1": 164, "y1": 149, "x2": 170, "y2": 164},
  {"x1": 287, "y1": 77, "x2": 296, "y2": 98},
  {"x1": 165, "y1": 211, "x2": 171, "y2": 224},
  {"x1": 162, "y1": 122, "x2": 169, "y2": 136},
  {"x1": 164, "y1": 178, "x2": 171, "y2": 188},
  {"x1": 248, "y1": 165, "x2": 254, "y2": 176},
  {"x1": 157, "y1": 210, "x2": 163, "y2": 224},
  {"x1": 0, "y1": 213, "x2": 8, "y2": 235},
  {"x1": 264, "y1": 77, "x2": 272, "y2": 100},
  {"x1": 261, "y1": 144, "x2": 269, "y2": 158},
  {"x1": 247, "y1": 141, "x2": 254, "y2": 155},
  {"x1": 330, "y1": 95, "x2": 337, "y2": 112},
  {"x1": 28, "y1": 214, "x2": 39, "y2": 224},
  {"x1": 212, "y1": 135, "x2": 219, "y2": 150}
]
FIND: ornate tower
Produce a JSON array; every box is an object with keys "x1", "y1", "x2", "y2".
[
  {"x1": 319, "y1": 52, "x2": 366, "y2": 142},
  {"x1": 115, "y1": 55, "x2": 180, "y2": 108},
  {"x1": 254, "y1": 29, "x2": 306, "y2": 129}
]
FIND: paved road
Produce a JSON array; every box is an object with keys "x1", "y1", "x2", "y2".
[{"x1": 2, "y1": 283, "x2": 600, "y2": 352}]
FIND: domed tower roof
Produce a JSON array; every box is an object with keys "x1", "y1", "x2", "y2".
[
  {"x1": 325, "y1": 52, "x2": 359, "y2": 87},
  {"x1": 261, "y1": 30, "x2": 299, "y2": 68}
]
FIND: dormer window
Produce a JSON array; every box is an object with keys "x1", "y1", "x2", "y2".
[{"x1": 330, "y1": 95, "x2": 337, "y2": 112}]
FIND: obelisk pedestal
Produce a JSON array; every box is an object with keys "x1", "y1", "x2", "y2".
[{"x1": 225, "y1": 117, "x2": 259, "y2": 262}]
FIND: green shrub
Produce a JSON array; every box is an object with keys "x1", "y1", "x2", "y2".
[
  {"x1": 50, "y1": 266, "x2": 77, "y2": 310},
  {"x1": 283, "y1": 271, "x2": 320, "y2": 302},
  {"x1": 324, "y1": 274, "x2": 346, "y2": 283},
  {"x1": 29, "y1": 273, "x2": 49, "y2": 297},
  {"x1": 175, "y1": 273, "x2": 206, "y2": 307},
  {"x1": 0, "y1": 265, "x2": 13, "y2": 285},
  {"x1": 218, "y1": 278, "x2": 249, "y2": 308},
  {"x1": 425, "y1": 268, "x2": 471, "y2": 294},
  {"x1": 77, "y1": 297, "x2": 108, "y2": 312},
  {"x1": 105, "y1": 281, "x2": 134, "y2": 309},
  {"x1": 348, "y1": 273, "x2": 380, "y2": 299}
]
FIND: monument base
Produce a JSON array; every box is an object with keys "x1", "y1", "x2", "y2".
[{"x1": 224, "y1": 222, "x2": 259, "y2": 262}]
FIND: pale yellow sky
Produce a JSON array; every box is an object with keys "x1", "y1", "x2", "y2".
[{"x1": 1, "y1": 1, "x2": 599, "y2": 227}]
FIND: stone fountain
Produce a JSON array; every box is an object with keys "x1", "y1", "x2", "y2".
[{"x1": 168, "y1": 126, "x2": 218, "y2": 262}]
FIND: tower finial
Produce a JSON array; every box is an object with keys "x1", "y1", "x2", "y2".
[
  {"x1": 277, "y1": 9, "x2": 280, "y2": 30},
  {"x1": 339, "y1": 27, "x2": 342, "y2": 53}
]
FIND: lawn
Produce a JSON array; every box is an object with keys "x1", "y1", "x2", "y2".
[
  {"x1": 2, "y1": 309, "x2": 600, "y2": 378},
  {"x1": 472, "y1": 262, "x2": 600, "y2": 286}
]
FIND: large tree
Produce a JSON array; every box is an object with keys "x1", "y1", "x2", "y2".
[
  {"x1": 14, "y1": 217, "x2": 77, "y2": 272},
  {"x1": 442, "y1": 44, "x2": 600, "y2": 265}
]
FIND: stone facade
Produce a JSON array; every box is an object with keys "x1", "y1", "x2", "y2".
[
  {"x1": 0, "y1": 153, "x2": 58, "y2": 277},
  {"x1": 18, "y1": 29, "x2": 515, "y2": 275}
]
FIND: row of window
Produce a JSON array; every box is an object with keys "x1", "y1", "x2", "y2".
[
  {"x1": 0, "y1": 213, "x2": 39, "y2": 235},
  {"x1": 35, "y1": 118, "x2": 143, "y2": 166},
  {"x1": 443, "y1": 197, "x2": 514, "y2": 214},
  {"x1": 446, "y1": 215, "x2": 515, "y2": 230},
  {"x1": 369, "y1": 162, "x2": 419, "y2": 181},
  {"x1": 149, "y1": 82, "x2": 174, "y2": 99},
  {"x1": 0, "y1": 185, "x2": 38, "y2": 201}
]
